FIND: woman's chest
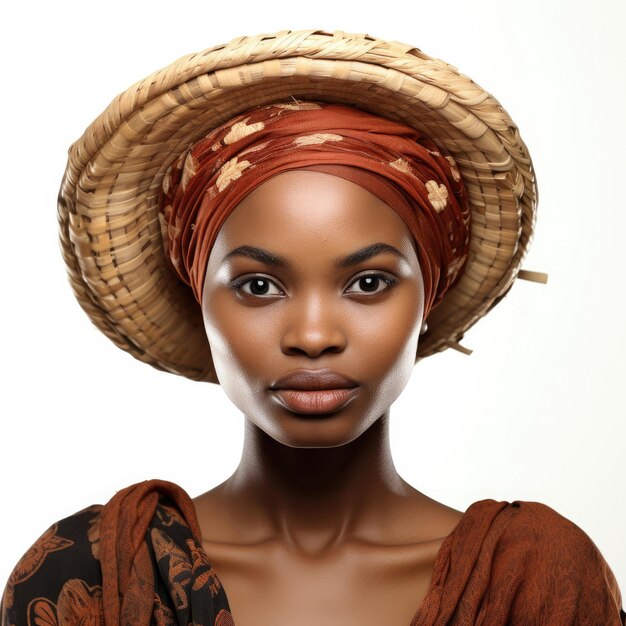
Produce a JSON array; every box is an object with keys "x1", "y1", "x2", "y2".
[{"x1": 202, "y1": 538, "x2": 444, "y2": 626}]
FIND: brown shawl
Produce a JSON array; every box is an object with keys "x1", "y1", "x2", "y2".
[{"x1": 2, "y1": 479, "x2": 624, "y2": 625}]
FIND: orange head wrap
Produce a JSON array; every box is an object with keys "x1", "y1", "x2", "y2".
[{"x1": 158, "y1": 100, "x2": 470, "y2": 319}]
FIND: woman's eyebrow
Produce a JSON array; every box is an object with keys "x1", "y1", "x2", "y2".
[
  {"x1": 337, "y1": 242, "x2": 408, "y2": 267},
  {"x1": 221, "y1": 242, "x2": 408, "y2": 268}
]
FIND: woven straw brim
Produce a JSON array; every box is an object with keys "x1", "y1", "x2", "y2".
[{"x1": 58, "y1": 29, "x2": 539, "y2": 384}]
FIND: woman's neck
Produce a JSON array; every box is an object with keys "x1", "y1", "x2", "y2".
[{"x1": 216, "y1": 412, "x2": 417, "y2": 554}]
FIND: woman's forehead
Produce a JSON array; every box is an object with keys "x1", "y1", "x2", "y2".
[{"x1": 215, "y1": 170, "x2": 416, "y2": 250}]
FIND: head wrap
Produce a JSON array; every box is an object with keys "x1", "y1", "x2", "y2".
[{"x1": 158, "y1": 100, "x2": 470, "y2": 319}]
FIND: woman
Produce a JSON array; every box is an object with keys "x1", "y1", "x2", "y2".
[{"x1": 2, "y1": 29, "x2": 624, "y2": 625}]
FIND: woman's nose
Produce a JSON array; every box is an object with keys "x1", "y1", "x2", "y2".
[{"x1": 280, "y1": 293, "x2": 347, "y2": 358}]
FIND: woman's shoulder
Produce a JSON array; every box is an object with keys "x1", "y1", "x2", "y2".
[
  {"x1": 465, "y1": 498, "x2": 614, "y2": 557},
  {"x1": 1, "y1": 504, "x2": 104, "y2": 626},
  {"x1": 464, "y1": 498, "x2": 625, "y2": 624},
  {"x1": 492, "y1": 499, "x2": 618, "y2": 570}
]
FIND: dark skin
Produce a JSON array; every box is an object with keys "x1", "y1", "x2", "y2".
[{"x1": 193, "y1": 170, "x2": 464, "y2": 626}]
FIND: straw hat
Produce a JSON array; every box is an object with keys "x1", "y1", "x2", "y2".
[{"x1": 58, "y1": 29, "x2": 546, "y2": 384}]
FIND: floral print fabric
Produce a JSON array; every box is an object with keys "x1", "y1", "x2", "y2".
[
  {"x1": 2, "y1": 480, "x2": 624, "y2": 625},
  {"x1": 158, "y1": 100, "x2": 471, "y2": 320},
  {"x1": 1, "y1": 481, "x2": 234, "y2": 626}
]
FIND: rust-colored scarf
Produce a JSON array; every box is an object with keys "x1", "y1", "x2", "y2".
[
  {"x1": 158, "y1": 100, "x2": 471, "y2": 320},
  {"x1": 5, "y1": 483, "x2": 623, "y2": 625}
]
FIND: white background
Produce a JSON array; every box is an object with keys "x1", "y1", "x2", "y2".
[{"x1": 1, "y1": 0, "x2": 624, "y2": 601}]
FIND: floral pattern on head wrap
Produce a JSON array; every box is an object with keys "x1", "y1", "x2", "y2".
[{"x1": 158, "y1": 100, "x2": 470, "y2": 319}]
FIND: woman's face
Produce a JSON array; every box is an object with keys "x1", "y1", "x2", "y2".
[{"x1": 202, "y1": 170, "x2": 424, "y2": 448}]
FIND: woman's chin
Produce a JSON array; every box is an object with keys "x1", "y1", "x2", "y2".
[{"x1": 256, "y1": 410, "x2": 377, "y2": 449}]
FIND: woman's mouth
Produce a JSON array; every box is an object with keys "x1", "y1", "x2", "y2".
[{"x1": 271, "y1": 388, "x2": 359, "y2": 415}]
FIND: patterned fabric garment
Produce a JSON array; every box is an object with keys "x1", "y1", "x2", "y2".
[
  {"x1": 1, "y1": 480, "x2": 625, "y2": 626},
  {"x1": 158, "y1": 100, "x2": 471, "y2": 320}
]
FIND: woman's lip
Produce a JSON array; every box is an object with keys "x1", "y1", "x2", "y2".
[
  {"x1": 270, "y1": 368, "x2": 357, "y2": 391},
  {"x1": 271, "y1": 388, "x2": 358, "y2": 415}
]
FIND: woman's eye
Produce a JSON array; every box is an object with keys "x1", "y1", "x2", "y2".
[
  {"x1": 346, "y1": 273, "x2": 397, "y2": 295},
  {"x1": 232, "y1": 276, "x2": 283, "y2": 297}
]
